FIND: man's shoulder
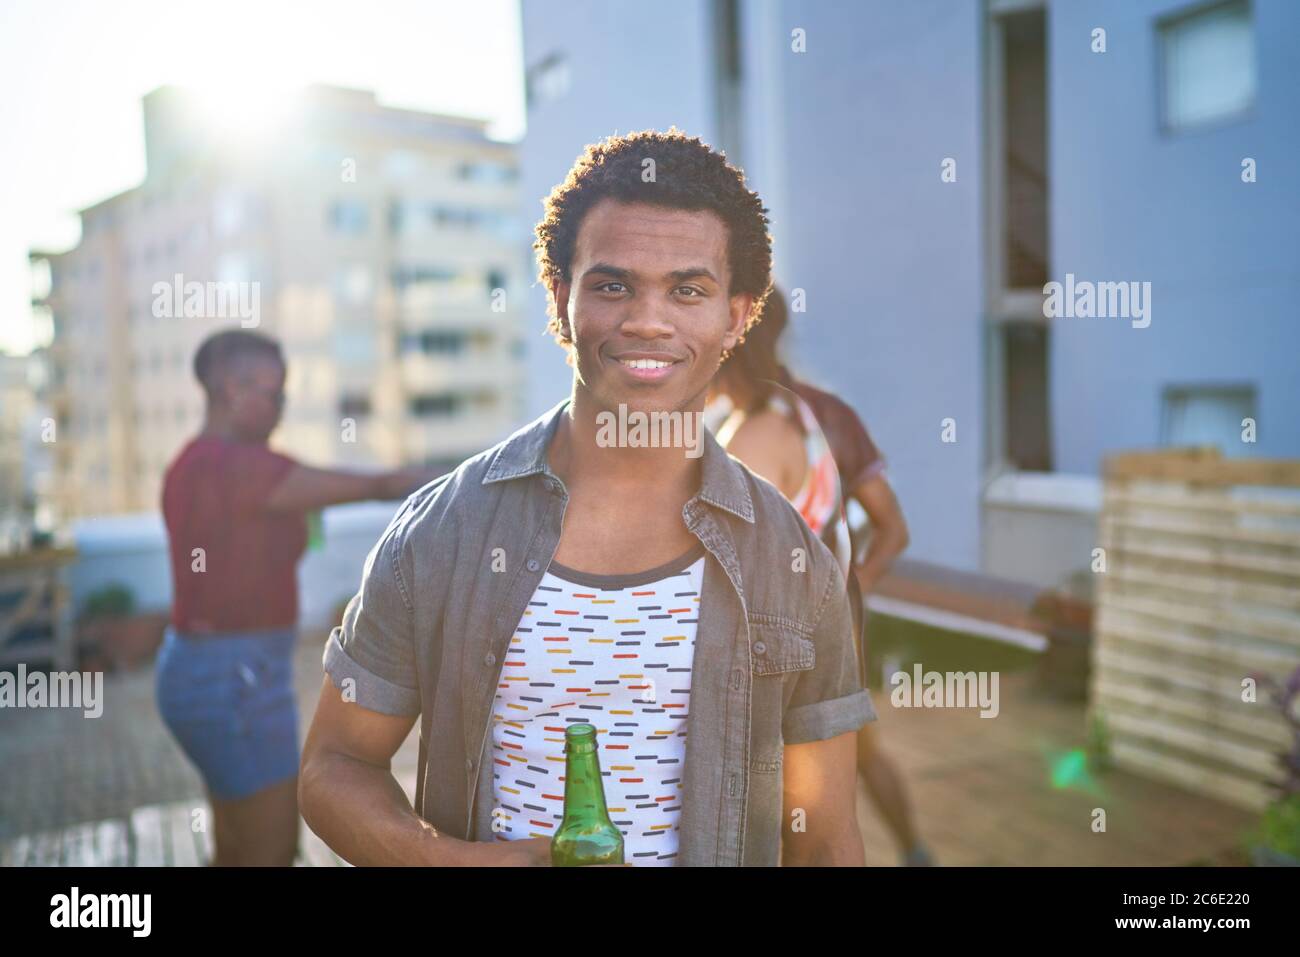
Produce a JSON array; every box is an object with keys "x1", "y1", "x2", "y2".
[
  {"x1": 722, "y1": 467, "x2": 844, "y2": 630},
  {"x1": 729, "y1": 461, "x2": 841, "y2": 572}
]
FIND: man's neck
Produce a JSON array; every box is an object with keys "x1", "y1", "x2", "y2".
[
  {"x1": 550, "y1": 388, "x2": 704, "y2": 501},
  {"x1": 200, "y1": 413, "x2": 237, "y2": 441},
  {"x1": 199, "y1": 412, "x2": 261, "y2": 444}
]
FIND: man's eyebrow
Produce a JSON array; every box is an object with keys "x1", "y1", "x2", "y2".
[
  {"x1": 581, "y1": 262, "x2": 632, "y2": 280},
  {"x1": 579, "y1": 263, "x2": 721, "y2": 284},
  {"x1": 666, "y1": 267, "x2": 719, "y2": 285}
]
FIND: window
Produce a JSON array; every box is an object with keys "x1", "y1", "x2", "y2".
[
  {"x1": 1000, "y1": 7, "x2": 1048, "y2": 291},
  {"x1": 391, "y1": 265, "x2": 459, "y2": 291},
  {"x1": 382, "y1": 150, "x2": 424, "y2": 180},
  {"x1": 334, "y1": 327, "x2": 376, "y2": 363},
  {"x1": 985, "y1": 1, "x2": 1053, "y2": 476},
  {"x1": 712, "y1": 0, "x2": 745, "y2": 165},
  {"x1": 1001, "y1": 322, "x2": 1052, "y2": 472},
  {"x1": 409, "y1": 393, "x2": 460, "y2": 417},
  {"x1": 328, "y1": 200, "x2": 369, "y2": 235},
  {"x1": 457, "y1": 161, "x2": 517, "y2": 184},
  {"x1": 526, "y1": 53, "x2": 570, "y2": 108},
  {"x1": 401, "y1": 330, "x2": 466, "y2": 355},
  {"x1": 334, "y1": 264, "x2": 373, "y2": 306},
  {"x1": 388, "y1": 201, "x2": 412, "y2": 236},
  {"x1": 1160, "y1": 0, "x2": 1255, "y2": 130},
  {"x1": 1161, "y1": 385, "x2": 1255, "y2": 450},
  {"x1": 339, "y1": 393, "x2": 372, "y2": 418}
]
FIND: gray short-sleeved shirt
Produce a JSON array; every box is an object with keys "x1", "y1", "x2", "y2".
[{"x1": 323, "y1": 396, "x2": 875, "y2": 866}]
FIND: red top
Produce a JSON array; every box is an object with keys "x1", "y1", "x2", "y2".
[
  {"x1": 789, "y1": 380, "x2": 885, "y2": 491},
  {"x1": 162, "y1": 435, "x2": 306, "y2": 634}
]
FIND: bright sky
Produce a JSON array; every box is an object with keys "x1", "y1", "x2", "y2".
[{"x1": 0, "y1": 0, "x2": 526, "y2": 356}]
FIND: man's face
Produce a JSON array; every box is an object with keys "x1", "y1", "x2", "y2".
[
  {"x1": 217, "y1": 353, "x2": 286, "y2": 441},
  {"x1": 553, "y1": 199, "x2": 751, "y2": 417}
]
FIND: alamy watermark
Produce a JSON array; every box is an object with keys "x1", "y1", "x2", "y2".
[
  {"x1": 890, "y1": 664, "x2": 1000, "y2": 718},
  {"x1": 152, "y1": 273, "x2": 260, "y2": 328},
  {"x1": 1043, "y1": 273, "x2": 1151, "y2": 329},
  {"x1": 595, "y1": 403, "x2": 703, "y2": 459},
  {"x1": 50, "y1": 887, "x2": 150, "y2": 936},
  {"x1": 0, "y1": 664, "x2": 103, "y2": 718}
]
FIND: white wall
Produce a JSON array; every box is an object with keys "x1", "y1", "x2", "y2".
[{"x1": 68, "y1": 501, "x2": 399, "y2": 630}]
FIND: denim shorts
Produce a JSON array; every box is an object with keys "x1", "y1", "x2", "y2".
[{"x1": 155, "y1": 626, "x2": 300, "y2": 801}]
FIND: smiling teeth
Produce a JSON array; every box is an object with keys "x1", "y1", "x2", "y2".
[{"x1": 621, "y1": 358, "x2": 674, "y2": 369}]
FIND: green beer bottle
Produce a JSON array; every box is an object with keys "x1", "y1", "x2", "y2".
[{"x1": 550, "y1": 723, "x2": 624, "y2": 866}]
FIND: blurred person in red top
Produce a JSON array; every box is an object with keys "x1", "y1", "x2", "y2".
[
  {"x1": 706, "y1": 286, "x2": 933, "y2": 866},
  {"x1": 157, "y1": 329, "x2": 433, "y2": 866}
]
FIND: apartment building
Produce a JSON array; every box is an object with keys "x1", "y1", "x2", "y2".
[
  {"x1": 0, "y1": 350, "x2": 53, "y2": 547},
  {"x1": 32, "y1": 84, "x2": 529, "y2": 520},
  {"x1": 519, "y1": 0, "x2": 1300, "y2": 587}
]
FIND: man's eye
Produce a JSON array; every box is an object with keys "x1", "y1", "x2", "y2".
[
  {"x1": 597, "y1": 281, "x2": 626, "y2": 293},
  {"x1": 676, "y1": 286, "x2": 703, "y2": 297}
]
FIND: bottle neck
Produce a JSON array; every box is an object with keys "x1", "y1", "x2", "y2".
[{"x1": 562, "y1": 742, "x2": 611, "y2": 822}]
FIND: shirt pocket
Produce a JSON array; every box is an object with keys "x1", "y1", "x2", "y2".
[
  {"x1": 746, "y1": 616, "x2": 816, "y2": 773},
  {"x1": 748, "y1": 616, "x2": 816, "y2": 676}
]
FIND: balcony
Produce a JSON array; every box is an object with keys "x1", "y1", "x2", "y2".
[
  {"x1": 393, "y1": 282, "x2": 504, "y2": 321},
  {"x1": 398, "y1": 351, "x2": 520, "y2": 392}
]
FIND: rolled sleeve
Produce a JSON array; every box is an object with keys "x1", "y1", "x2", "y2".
[
  {"x1": 782, "y1": 566, "x2": 878, "y2": 744},
  {"x1": 323, "y1": 628, "x2": 420, "y2": 717},
  {"x1": 322, "y1": 511, "x2": 422, "y2": 717},
  {"x1": 784, "y1": 688, "x2": 876, "y2": 744}
]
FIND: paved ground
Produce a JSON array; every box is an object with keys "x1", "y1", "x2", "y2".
[
  {"x1": 852, "y1": 670, "x2": 1254, "y2": 866},
  {"x1": 0, "y1": 631, "x2": 417, "y2": 852},
  {"x1": 0, "y1": 630, "x2": 1255, "y2": 865}
]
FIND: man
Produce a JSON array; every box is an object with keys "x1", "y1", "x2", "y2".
[
  {"x1": 299, "y1": 130, "x2": 876, "y2": 866},
  {"x1": 158, "y1": 329, "x2": 432, "y2": 866}
]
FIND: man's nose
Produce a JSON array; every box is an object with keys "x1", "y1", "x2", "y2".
[{"x1": 620, "y1": 297, "x2": 675, "y2": 336}]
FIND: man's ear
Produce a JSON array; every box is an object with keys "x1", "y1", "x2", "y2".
[
  {"x1": 551, "y1": 279, "x2": 573, "y2": 340},
  {"x1": 722, "y1": 292, "x2": 754, "y2": 352}
]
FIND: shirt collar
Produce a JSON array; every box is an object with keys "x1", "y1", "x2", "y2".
[{"x1": 482, "y1": 395, "x2": 755, "y2": 524}]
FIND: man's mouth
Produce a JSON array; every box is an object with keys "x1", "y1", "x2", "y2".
[{"x1": 613, "y1": 355, "x2": 683, "y2": 381}]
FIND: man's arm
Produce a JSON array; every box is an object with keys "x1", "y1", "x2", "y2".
[
  {"x1": 299, "y1": 675, "x2": 551, "y2": 866},
  {"x1": 302, "y1": 498, "x2": 548, "y2": 867},
  {"x1": 265, "y1": 464, "x2": 440, "y2": 512},
  {"x1": 781, "y1": 731, "x2": 865, "y2": 866},
  {"x1": 779, "y1": 558, "x2": 876, "y2": 866},
  {"x1": 851, "y1": 473, "x2": 909, "y2": 594},
  {"x1": 719, "y1": 409, "x2": 808, "y2": 500}
]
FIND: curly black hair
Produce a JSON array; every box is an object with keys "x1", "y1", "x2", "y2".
[
  {"x1": 533, "y1": 128, "x2": 773, "y2": 352},
  {"x1": 193, "y1": 329, "x2": 284, "y2": 397}
]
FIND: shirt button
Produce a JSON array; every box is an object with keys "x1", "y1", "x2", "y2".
[
  {"x1": 526, "y1": 558, "x2": 540, "y2": 572},
  {"x1": 484, "y1": 652, "x2": 496, "y2": 667},
  {"x1": 753, "y1": 641, "x2": 767, "y2": 656}
]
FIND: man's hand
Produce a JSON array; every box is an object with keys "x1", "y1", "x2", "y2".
[
  {"x1": 851, "y1": 473, "x2": 909, "y2": 594},
  {"x1": 474, "y1": 836, "x2": 553, "y2": 866}
]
